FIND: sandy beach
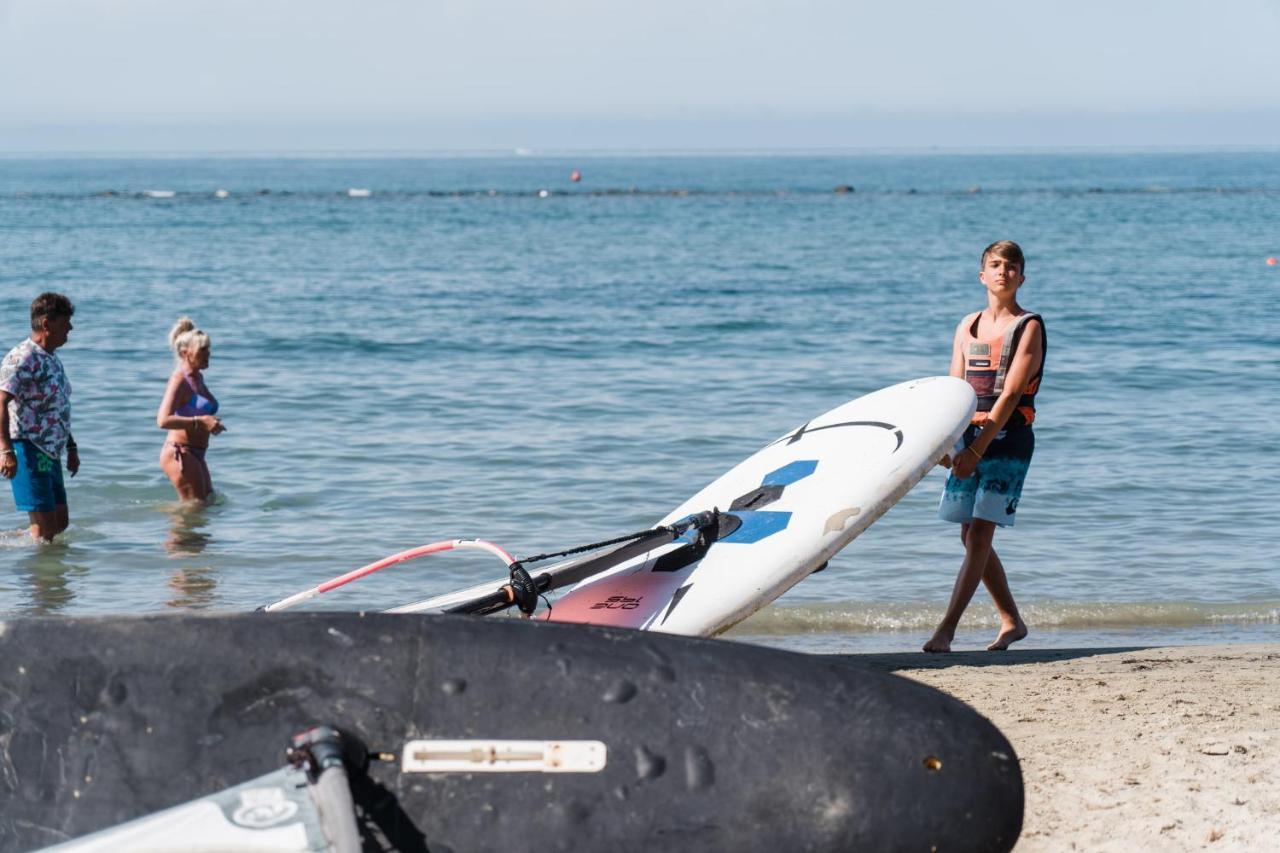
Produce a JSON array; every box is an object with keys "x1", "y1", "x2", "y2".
[{"x1": 840, "y1": 644, "x2": 1280, "y2": 852}]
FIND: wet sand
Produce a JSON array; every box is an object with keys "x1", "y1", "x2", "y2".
[{"x1": 835, "y1": 644, "x2": 1280, "y2": 851}]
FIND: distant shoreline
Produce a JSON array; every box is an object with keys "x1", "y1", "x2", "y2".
[{"x1": 3, "y1": 145, "x2": 1280, "y2": 160}]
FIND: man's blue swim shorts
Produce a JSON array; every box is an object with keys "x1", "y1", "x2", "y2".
[
  {"x1": 938, "y1": 424, "x2": 1034, "y2": 527},
  {"x1": 9, "y1": 440, "x2": 66, "y2": 513}
]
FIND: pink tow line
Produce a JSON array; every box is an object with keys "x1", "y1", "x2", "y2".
[{"x1": 262, "y1": 539, "x2": 517, "y2": 612}]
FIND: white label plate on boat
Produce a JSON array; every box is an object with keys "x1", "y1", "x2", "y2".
[{"x1": 401, "y1": 739, "x2": 607, "y2": 773}]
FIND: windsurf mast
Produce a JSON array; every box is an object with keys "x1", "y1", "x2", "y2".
[{"x1": 263, "y1": 512, "x2": 722, "y2": 618}]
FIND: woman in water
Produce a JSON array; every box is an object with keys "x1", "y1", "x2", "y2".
[{"x1": 156, "y1": 317, "x2": 225, "y2": 501}]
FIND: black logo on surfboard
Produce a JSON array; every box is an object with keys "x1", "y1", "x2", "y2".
[{"x1": 767, "y1": 420, "x2": 904, "y2": 453}]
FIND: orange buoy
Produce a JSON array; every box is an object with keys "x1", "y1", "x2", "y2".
[
  {"x1": 570, "y1": 170, "x2": 582, "y2": 183},
  {"x1": 1267, "y1": 256, "x2": 1278, "y2": 266}
]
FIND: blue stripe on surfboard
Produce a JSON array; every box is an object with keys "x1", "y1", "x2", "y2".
[
  {"x1": 761, "y1": 460, "x2": 818, "y2": 486},
  {"x1": 718, "y1": 510, "x2": 791, "y2": 544}
]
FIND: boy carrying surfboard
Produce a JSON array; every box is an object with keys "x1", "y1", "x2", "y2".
[{"x1": 924, "y1": 241, "x2": 1045, "y2": 653}]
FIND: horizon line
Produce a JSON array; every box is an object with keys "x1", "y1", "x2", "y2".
[{"x1": 3, "y1": 143, "x2": 1280, "y2": 160}]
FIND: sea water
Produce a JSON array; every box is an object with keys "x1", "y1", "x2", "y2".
[{"x1": 1, "y1": 150, "x2": 1277, "y2": 653}]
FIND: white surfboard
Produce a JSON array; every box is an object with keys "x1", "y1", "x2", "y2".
[{"x1": 392, "y1": 377, "x2": 975, "y2": 637}]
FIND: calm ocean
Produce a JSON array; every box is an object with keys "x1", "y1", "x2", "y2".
[{"x1": 1, "y1": 150, "x2": 1277, "y2": 653}]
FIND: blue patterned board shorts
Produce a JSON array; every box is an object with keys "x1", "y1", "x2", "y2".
[
  {"x1": 9, "y1": 439, "x2": 66, "y2": 512},
  {"x1": 938, "y1": 424, "x2": 1034, "y2": 527}
]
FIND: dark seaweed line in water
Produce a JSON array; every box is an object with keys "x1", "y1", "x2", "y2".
[{"x1": 6, "y1": 186, "x2": 1280, "y2": 202}]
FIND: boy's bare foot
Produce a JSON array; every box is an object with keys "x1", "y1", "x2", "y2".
[
  {"x1": 922, "y1": 627, "x2": 954, "y2": 653},
  {"x1": 987, "y1": 619, "x2": 1028, "y2": 651}
]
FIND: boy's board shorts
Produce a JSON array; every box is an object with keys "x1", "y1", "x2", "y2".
[
  {"x1": 938, "y1": 424, "x2": 1034, "y2": 527},
  {"x1": 9, "y1": 440, "x2": 66, "y2": 512}
]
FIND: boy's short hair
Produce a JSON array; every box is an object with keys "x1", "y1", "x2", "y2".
[
  {"x1": 981, "y1": 240, "x2": 1025, "y2": 274},
  {"x1": 30, "y1": 292, "x2": 76, "y2": 331}
]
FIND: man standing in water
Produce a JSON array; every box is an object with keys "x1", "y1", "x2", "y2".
[
  {"x1": 0, "y1": 293, "x2": 80, "y2": 542},
  {"x1": 925, "y1": 242, "x2": 1045, "y2": 653}
]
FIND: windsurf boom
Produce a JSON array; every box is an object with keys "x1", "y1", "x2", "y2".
[{"x1": 261, "y1": 511, "x2": 722, "y2": 618}]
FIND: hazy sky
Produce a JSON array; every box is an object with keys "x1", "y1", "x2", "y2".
[{"x1": 2, "y1": 0, "x2": 1279, "y2": 150}]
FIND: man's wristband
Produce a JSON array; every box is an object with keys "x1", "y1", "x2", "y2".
[
  {"x1": 1, "y1": 448, "x2": 13, "y2": 457},
  {"x1": 965, "y1": 445, "x2": 984, "y2": 461}
]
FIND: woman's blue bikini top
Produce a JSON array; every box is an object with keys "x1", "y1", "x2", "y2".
[{"x1": 175, "y1": 372, "x2": 218, "y2": 417}]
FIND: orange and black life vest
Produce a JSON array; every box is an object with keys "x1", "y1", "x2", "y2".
[{"x1": 961, "y1": 311, "x2": 1046, "y2": 427}]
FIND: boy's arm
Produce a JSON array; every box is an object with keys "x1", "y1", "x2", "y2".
[
  {"x1": 938, "y1": 320, "x2": 969, "y2": 468},
  {"x1": 949, "y1": 319, "x2": 967, "y2": 379},
  {"x1": 966, "y1": 320, "x2": 1043, "y2": 459}
]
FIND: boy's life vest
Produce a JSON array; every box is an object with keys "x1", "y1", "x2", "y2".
[{"x1": 961, "y1": 311, "x2": 1046, "y2": 428}]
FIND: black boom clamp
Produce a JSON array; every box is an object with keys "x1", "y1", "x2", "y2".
[{"x1": 507, "y1": 561, "x2": 540, "y2": 616}]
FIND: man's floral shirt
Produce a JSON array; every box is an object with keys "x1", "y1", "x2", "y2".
[{"x1": 1, "y1": 338, "x2": 72, "y2": 458}]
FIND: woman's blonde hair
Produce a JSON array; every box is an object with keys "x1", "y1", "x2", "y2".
[{"x1": 169, "y1": 316, "x2": 210, "y2": 361}]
